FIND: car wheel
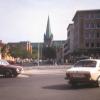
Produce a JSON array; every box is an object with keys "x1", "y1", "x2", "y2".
[
  {"x1": 69, "y1": 81, "x2": 77, "y2": 87},
  {"x1": 97, "y1": 77, "x2": 100, "y2": 87},
  {"x1": 4, "y1": 69, "x2": 13, "y2": 78},
  {"x1": 13, "y1": 73, "x2": 18, "y2": 77}
]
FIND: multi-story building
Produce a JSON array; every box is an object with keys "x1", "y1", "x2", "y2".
[
  {"x1": 52, "y1": 40, "x2": 65, "y2": 64},
  {"x1": 64, "y1": 24, "x2": 74, "y2": 62},
  {"x1": 64, "y1": 9, "x2": 100, "y2": 63},
  {"x1": 20, "y1": 41, "x2": 32, "y2": 54},
  {"x1": 32, "y1": 41, "x2": 65, "y2": 49},
  {"x1": 8, "y1": 41, "x2": 32, "y2": 54},
  {"x1": 73, "y1": 9, "x2": 100, "y2": 58}
]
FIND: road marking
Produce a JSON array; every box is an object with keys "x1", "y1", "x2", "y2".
[
  {"x1": 18, "y1": 74, "x2": 29, "y2": 78},
  {"x1": 22, "y1": 69, "x2": 66, "y2": 75}
]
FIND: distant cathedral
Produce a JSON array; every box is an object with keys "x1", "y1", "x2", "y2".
[{"x1": 44, "y1": 16, "x2": 53, "y2": 47}]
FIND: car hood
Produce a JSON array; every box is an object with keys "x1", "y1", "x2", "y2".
[
  {"x1": 67, "y1": 67, "x2": 96, "y2": 73},
  {"x1": 5, "y1": 64, "x2": 23, "y2": 69}
]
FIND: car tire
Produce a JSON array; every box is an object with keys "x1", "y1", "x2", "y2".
[
  {"x1": 13, "y1": 73, "x2": 18, "y2": 77},
  {"x1": 97, "y1": 77, "x2": 100, "y2": 87},
  {"x1": 69, "y1": 81, "x2": 77, "y2": 87},
  {"x1": 4, "y1": 69, "x2": 13, "y2": 78}
]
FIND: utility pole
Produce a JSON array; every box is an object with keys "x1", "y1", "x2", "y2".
[{"x1": 38, "y1": 43, "x2": 40, "y2": 66}]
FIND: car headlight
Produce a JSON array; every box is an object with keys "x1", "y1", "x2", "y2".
[{"x1": 16, "y1": 68, "x2": 20, "y2": 72}]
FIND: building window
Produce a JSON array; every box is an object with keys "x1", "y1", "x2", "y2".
[
  {"x1": 96, "y1": 23, "x2": 100, "y2": 28},
  {"x1": 90, "y1": 23, "x2": 95, "y2": 28},
  {"x1": 96, "y1": 32, "x2": 100, "y2": 38},
  {"x1": 96, "y1": 43, "x2": 100, "y2": 47},
  {"x1": 84, "y1": 33, "x2": 89, "y2": 39},
  {"x1": 95, "y1": 14, "x2": 100, "y2": 19},
  {"x1": 90, "y1": 33, "x2": 95, "y2": 39},
  {"x1": 84, "y1": 15, "x2": 89, "y2": 19},
  {"x1": 85, "y1": 42, "x2": 89, "y2": 48},
  {"x1": 91, "y1": 43, "x2": 94, "y2": 48},
  {"x1": 84, "y1": 14, "x2": 94, "y2": 19},
  {"x1": 84, "y1": 22, "x2": 100, "y2": 29},
  {"x1": 89, "y1": 14, "x2": 94, "y2": 19},
  {"x1": 84, "y1": 23, "x2": 96, "y2": 29},
  {"x1": 84, "y1": 23, "x2": 90, "y2": 29}
]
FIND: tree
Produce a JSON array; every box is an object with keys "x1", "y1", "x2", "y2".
[
  {"x1": 1, "y1": 44, "x2": 9, "y2": 58},
  {"x1": 9, "y1": 45, "x2": 32, "y2": 59},
  {"x1": 42, "y1": 47, "x2": 56, "y2": 60},
  {"x1": 31, "y1": 49, "x2": 38, "y2": 59}
]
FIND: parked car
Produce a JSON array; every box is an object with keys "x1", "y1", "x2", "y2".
[
  {"x1": 65, "y1": 59, "x2": 100, "y2": 87},
  {"x1": 32, "y1": 61, "x2": 38, "y2": 66},
  {"x1": 0, "y1": 59, "x2": 23, "y2": 78}
]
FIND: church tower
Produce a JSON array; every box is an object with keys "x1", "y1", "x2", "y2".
[{"x1": 44, "y1": 16, "x2": 53, "y2": 47}]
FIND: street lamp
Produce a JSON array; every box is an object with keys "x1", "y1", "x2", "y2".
[{"x1": 38, "y1": 43, "x2": 40, "y2": 66}]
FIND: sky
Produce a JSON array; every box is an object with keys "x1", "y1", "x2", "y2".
[{"x1": 0, "y1": 0, "x2": 100, "y2": 43}]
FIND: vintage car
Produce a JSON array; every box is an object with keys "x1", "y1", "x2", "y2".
[
  {"x1": 65, "y1": 59, "x2": 100, "y2": 87},
  {"x1": 0, "y1": 59, "x2": 23, "y2": 78}
]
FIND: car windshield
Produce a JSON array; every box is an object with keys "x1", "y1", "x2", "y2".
[
  {"x1": 0, "y1": 60, "x2": 10, "y2": 65},
  {"x1": 74, "y1": 60, "x2": 96, "y2": 67}
]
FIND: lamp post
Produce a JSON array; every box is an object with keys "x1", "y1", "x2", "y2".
[{"x1": 38, "y1": 43, "x2": 40, "y2": 66}]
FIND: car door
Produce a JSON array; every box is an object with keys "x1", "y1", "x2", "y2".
[
  {"x1": 94, "y1": 61, "x2": 100, "y2": 80},
  {"x1": 0, "y1": 60, "x2": 5, "y2": 74}
]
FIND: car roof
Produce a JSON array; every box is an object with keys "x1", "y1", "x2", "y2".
[
  {"x1": 0, "y1": 59, "x2": 6, "y2": 61},
  {"x1": 79, "y1": 59, "x2": 100, "y2": 62}
]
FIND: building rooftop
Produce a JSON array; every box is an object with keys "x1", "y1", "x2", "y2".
[{"x1": 73, "y1": 9, "x2": 100, "y2": 21}]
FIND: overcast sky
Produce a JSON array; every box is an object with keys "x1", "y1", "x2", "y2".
[{"x1": 0, "y1": 0, "x2": 100, "y2": 43}]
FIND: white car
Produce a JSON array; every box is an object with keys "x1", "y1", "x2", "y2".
[{"x1": 65, "y1": 59, "x2": 100, "y2": 87}]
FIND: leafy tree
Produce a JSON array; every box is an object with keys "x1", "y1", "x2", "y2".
[
  {"x1": 9, "y1": 45, "x2": 32, "y2": 59},
  {"x1": 32, "y1": 49, "x2": 38, "y2": 59},
  {"x1": 1, "y1": 44, "x2": 9, "y2": 58},
  {"x1": 42, "y1": 47, "x2": 56, "y2": 59}
]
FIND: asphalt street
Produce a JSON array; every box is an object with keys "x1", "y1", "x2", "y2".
[{"x1": 0, "y1": 67, "x2": 100, "y2": 100}]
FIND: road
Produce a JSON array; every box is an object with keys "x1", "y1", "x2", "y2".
[{"x1": 0, "y1": 67, "x2": 100, "y2": 100}]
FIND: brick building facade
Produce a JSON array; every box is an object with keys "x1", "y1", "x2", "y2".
[{"x1": 64, "y1": 9, "x2": 100, "y2": 63}]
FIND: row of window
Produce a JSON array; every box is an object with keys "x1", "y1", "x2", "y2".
[
  {"x1": 84, "y1": 23, "x2": 100, "y2": 29},
  {"x1": 84, "y1": 32, "x2": 100, "y2": 39},
  {"x1": 85, "y1": 42, "x2": 100, "y2": 48},
  {"x1": 84, "y1": 13, "x2": 100, "y2": 19}
]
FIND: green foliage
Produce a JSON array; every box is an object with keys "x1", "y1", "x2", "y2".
[
  {"x1": 9, "y1": 45, "x2": 32, "y2": 59},
  {"x1": 1, "y1": 44, "x2": 9, "y2": 57},
  {"x1": 32, "y1": 49, "x2": 38, "y2": 59}
]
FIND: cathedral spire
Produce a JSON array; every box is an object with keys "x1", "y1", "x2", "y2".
[
  {"x1": 46, "y1": 16, "x2": 52, "y2": 38},
  {"x1": 44, "y1": 16, "x2": 53, "y2": 47}
]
